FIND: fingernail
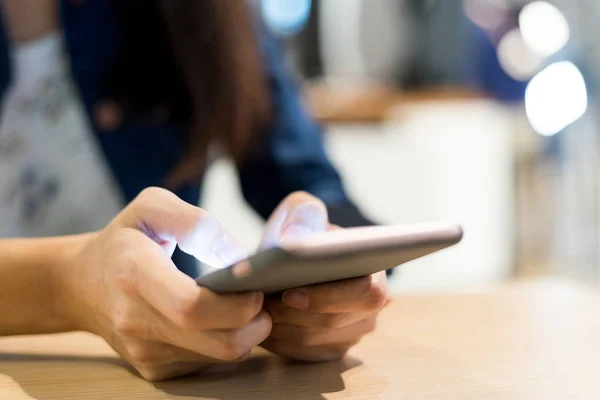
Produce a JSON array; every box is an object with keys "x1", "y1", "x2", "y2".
[
  {"x1": 232, "y1": 261, "x2": 252, "y2": 278},
  {"x1": 253, "y1": 291, "x2": 264, "y2": 306},
  {"x1": 282, "y1": 289, "x2": 310, "y2": 310},
  {"x1": 279, "y1": 223, "x2": 313, "y2": 244}
]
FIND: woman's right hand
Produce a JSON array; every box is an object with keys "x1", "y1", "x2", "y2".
[{"x1": 60, "y1": 188, "x2": 271, "y2": 381}]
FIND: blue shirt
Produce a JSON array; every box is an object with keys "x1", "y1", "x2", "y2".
[{"x1": 0, "y1": 1, "x2": 372, "y2": 274}]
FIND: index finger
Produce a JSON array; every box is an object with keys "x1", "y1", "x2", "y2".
[
  {"x1": 118, "y1": 187, "x2": 247, "y2": 268},
  {"x1": 280, "y1": 272, "x2": 389, "y2": 313},
  {"x1": 133, "y1": 236, "x2": 263, "y2": 331}
]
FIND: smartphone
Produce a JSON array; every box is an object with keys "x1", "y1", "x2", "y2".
[{"x1": 196, "y1": 222, "x2": 463, "y2": 294}]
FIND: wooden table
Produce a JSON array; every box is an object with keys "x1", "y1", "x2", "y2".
[{"x1": 2, "y1": 281, "x2": 600, "y2": 399}]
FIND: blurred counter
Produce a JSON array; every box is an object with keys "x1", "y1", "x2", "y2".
[{"x1": 304, "y1": 83, "x2": 489, "y2": 124}]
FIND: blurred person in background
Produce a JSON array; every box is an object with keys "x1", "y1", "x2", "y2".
[
  {"x1": 0, "y1": 0, "x2": 376, "y2": 277},
  {"x1": 0, "y1": 0, "x2": 390, "y2": 380}
]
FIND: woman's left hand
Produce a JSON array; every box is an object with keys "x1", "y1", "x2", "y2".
[{"x1": 259, "y1": 192, "x2": 392, "y2": 361}]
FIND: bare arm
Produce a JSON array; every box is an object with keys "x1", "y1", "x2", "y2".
[
  {"x1": 0, "y1": 188, "x2": 272, "y2": 381},
  {"x1": 0, "y1": 0, "x2": 73, "y2": 335},
  {"x1": 0, "y1": 235, "x2": 87, "y2": 336}
]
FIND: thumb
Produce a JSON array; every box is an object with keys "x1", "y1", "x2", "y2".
[
  {"x1": 260, "y1": 192, "x2": 329, "y2": 250},
  {"x1": 117, "y1": 187, "x2": 247, "y2": 269}
]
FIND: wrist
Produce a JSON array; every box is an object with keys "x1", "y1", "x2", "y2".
[
  {"x1": 50, "y1": 233, "x2": 96, "y2": 333},
  {"x1": 0, "y1": 234, "x2": 94, "y2": 336}
]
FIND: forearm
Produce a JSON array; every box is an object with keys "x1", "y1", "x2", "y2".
[
  {"x1": 0, "y1": 235, "x2": 87, "y2": 336},
  {"x1": 1, "y1": 0, "x2": 58, "y2": 44}
]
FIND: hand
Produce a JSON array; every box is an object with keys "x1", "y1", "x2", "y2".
[
  {"x1": 60, "y1": 188, "x2": 272, "y2": 381},
  {"x1": 259, "y1": 192, "x2": 392, "y2": 361}
]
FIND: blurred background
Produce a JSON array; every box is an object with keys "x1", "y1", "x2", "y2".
[{"x1": 202, "y1": 0, "x2": 600, "y2": 291}]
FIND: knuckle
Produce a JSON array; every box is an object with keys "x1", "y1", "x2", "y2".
[
  {"x1": 133, "y1": 187, "x2": 180, "y2": 218},
  {"x1": 126, "y1": 343, "x2": 158, "y2": 365},
  {"x1": 285, "y1": 191, "x2": 327, "y2": 212},
  {"x1": 321, "y1": 313, "x2": 348, "y2": 329},
  {"x1": 113, "y1": 313, "x2": 138, "y2": 336},
  {"x1": 138, "y1": 187, "x2": 171, "y2": 203},
  {"x1": 172, "y1": 293, "x2": 202, "y2": 330},
  {"x1": 285, "y1": 191, "x2": 313, "y2": 202},
  {"x1": 216, "y1": 330, "x2": 252, "y2": 361},
  {"x1": 232, "y1": 299, "x2": 262, "y2": 328}
]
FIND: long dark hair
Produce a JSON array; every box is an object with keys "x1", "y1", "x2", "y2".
[{"x1": 105, "y1": 0, "x2": 271, "y2": 187}]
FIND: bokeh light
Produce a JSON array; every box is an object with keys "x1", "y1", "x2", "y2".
[
  {"x1": 519, "y1": 1, "x2": 570, "y2": 57},
  {"x1": 497, "y1": 28, "x2": 543, "y2": 81},
  {"x1": 262, "y1": 0, "x2": 312, "y2": 37},
  {"x1": 525, "y1": 62, "x2": 587, "y2": 136}
]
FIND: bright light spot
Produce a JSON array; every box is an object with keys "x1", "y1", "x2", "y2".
[
  {"x1": 463, "y1": 0, "x2": 510, "y2": 32},
  {"x1": 519, "y1": 1, "x2": 570, "y2": 57},
  {"x1": 497, "y1": 28, "x2": 544, "y2": 81},
  {"x1": 525, "y1": 62, "x2": 587, "y2": 136},
  {"x1": 262, "y1": 0, "x2": 312, "y2": 36}
]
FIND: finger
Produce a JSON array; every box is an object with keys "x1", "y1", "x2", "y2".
[
  {"x1": 137, "y1": 361, "x2": 211, "y2": 382},
  {"x1": 261, "y1": 338, "x2": 356, "y2": 362},
  {"x1": 115, "y1": 336, "x2": 250, "y2": 381},
  {"x1": 131, "y1": 237, "x2": 264, "y2": 331},
  {"x1": 170, "y1": 311, "x2": 272, "y2": 362},
  {"x1": 264, "y1": 298, "x2": 369, "y2": 329},
  {"x1": 108, "y1": 336, "x2": 212, "y2": 381},
  {"x1": 119, "y1": 338, "x2": 216, "y2": 367},
  {"x1": 280, "y1": 271, "x2": 389, "y2": 313},
  {"x1": 267, "y1": 316, "x2": 376, "y2": 347},
  {"x1": 260, "y1": 191, "x2": 328, "y2": 249},
  {"x1": 120, "y1": 187, "x2": 247, "y2": 268}
]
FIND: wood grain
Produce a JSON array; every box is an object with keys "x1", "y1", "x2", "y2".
[{"x1": 1, "y1": 281, "x2": 600, "y2": 399}]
